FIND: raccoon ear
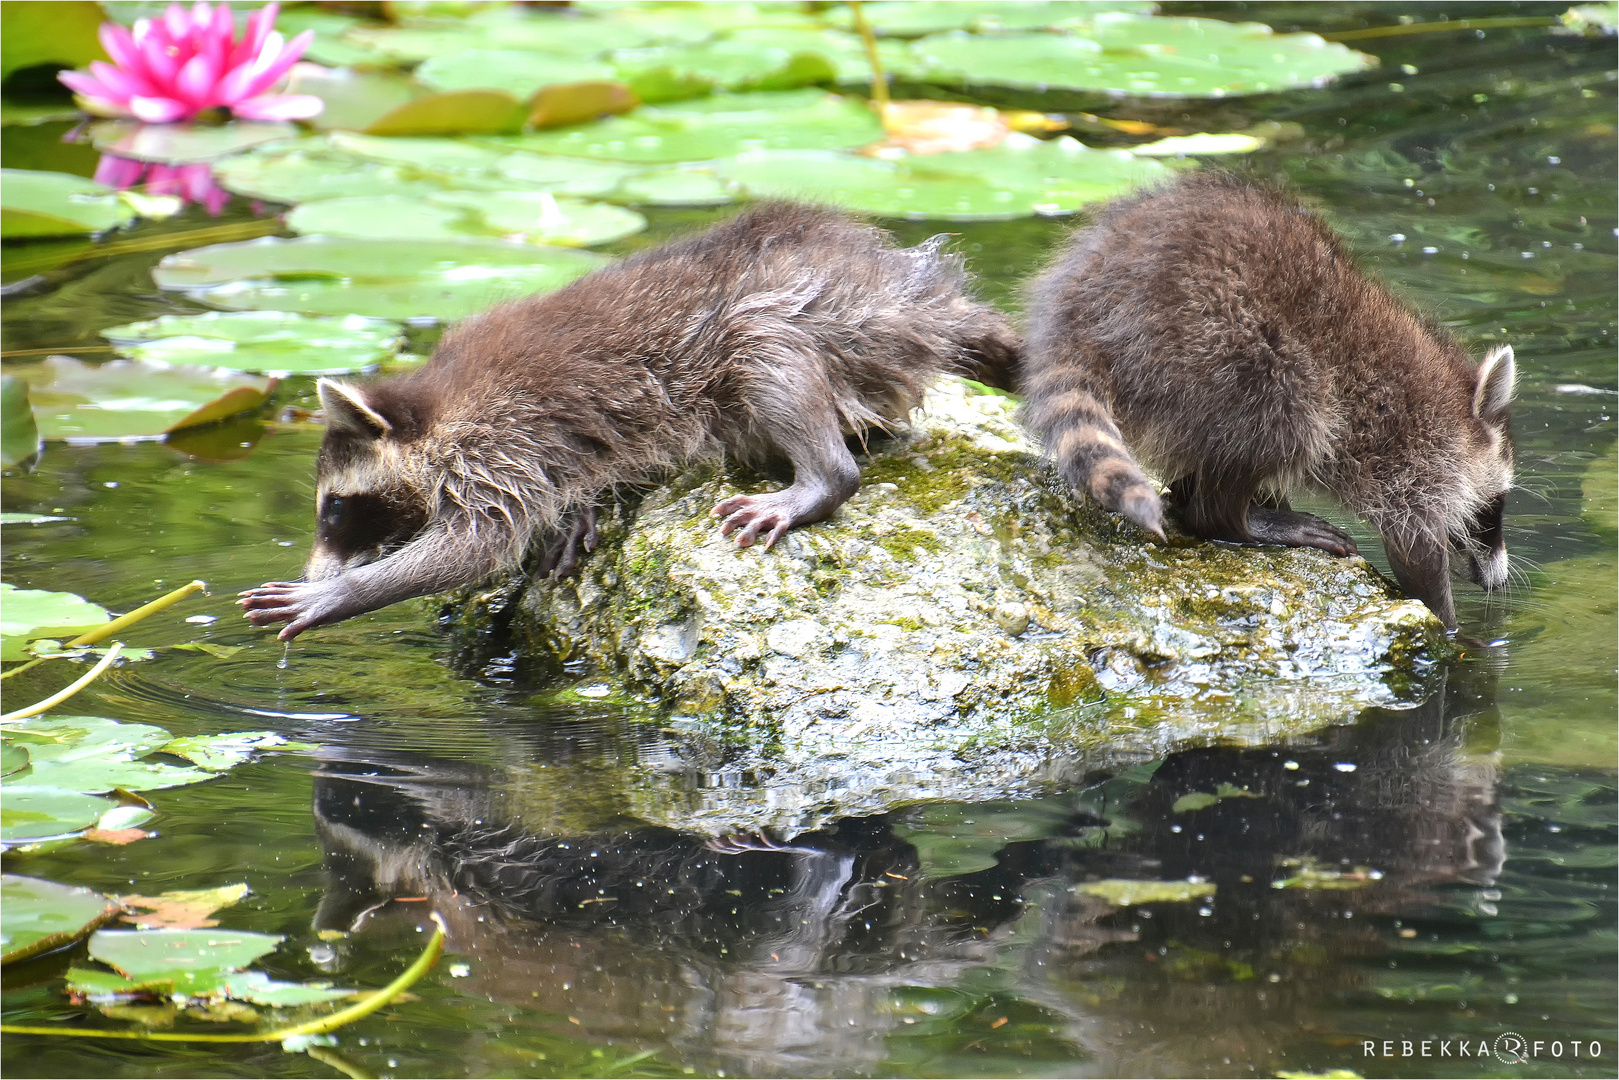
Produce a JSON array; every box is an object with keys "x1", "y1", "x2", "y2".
[
  {"x1": 318, "y1": 378, "x2": 393, "y2": 439},
  {"x1": 1473, "y1": 344, "x2": 1516, "y2": 422}
]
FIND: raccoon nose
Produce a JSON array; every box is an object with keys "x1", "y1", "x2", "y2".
[
  {"x1": 304, "y1": 549, "x2": 346, "y2": 582},
  {"x1": 1471, "y1": 547, "x2": 1510, "y2": 591}
]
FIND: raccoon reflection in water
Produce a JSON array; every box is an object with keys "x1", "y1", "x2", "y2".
[
  {"x1": 1022, "y1": 172, "x2": 1516, "y2": 628},
  {"x1": 240, "y1": 202, "x2": 1019, "y2": 639}
]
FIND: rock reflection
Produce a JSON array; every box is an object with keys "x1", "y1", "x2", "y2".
[{"x1": 310, "y1": 665, "x2": 1501, "y2": 1077}]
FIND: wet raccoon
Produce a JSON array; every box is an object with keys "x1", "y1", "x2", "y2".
[
  {"x1": 240, "y1": 202, "x2": 1019, "y2": 639},
  {"x1": 1023, "y1": 173, "x2": 1515, "y2": 628}
]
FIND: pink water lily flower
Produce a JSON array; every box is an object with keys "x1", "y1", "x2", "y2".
[{"x1": 59, "y1": 2, "x2": 322, "y2": 123}]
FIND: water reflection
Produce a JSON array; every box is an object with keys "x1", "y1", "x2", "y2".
[
  {"x1": 310, "y1": 665, "x2": 1502, "y2": 1076},
  {"x1": 92, "y1": 153, "x2": 232, "y2": 216}
]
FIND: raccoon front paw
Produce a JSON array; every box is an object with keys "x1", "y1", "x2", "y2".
[
  {"x1": 1247, "y1": 509, "x2": 1358, "y2": 557},
  {"x1": 536, "y1": 506, "x2": 600, "y2": 579},
  {"x1": 712, "y1": 494, "x2": 794, "y2": 549},
  {"x1": 238, "y1": 580, "x2": 358, "y2": 641}
]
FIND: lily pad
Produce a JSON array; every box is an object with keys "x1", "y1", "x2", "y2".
[
  {"x1": 432, "y1": 190, "x2": 647, "y2": 245},
  {"x1": 612, "y1": 39, "x2": 835, "y2": 94},
  {"x1": 157, "y1": 732, "x2": 312, "y2": 772},
  {"x1": 615, "y1": 166, "x2": 735, "y2": 205},
  {"x1": 0, "y1": 875, "x2": 123, "y2": 965},
  {"x1": 494, "y1": 153, "x2": 645, "y2": 197},
  {"x1": 0, "y1": 786, "x2": 118, "y2": 843},
  {"x1": 2, "y1": 375, "x2": 41, "y2": 470},
  {"x1": 0, "y1": 170, "x2": 135, "y2": 238},
  {"x1": 1131, "y1": 132, "x2": 1267, "y2": 156},
  {"x1": 4, "y1": 355, "x2": 275, "y2": 442},
  {"x1": 722, "y1": 27, "x2": 924, "y2": 83},
  {"x1": 0, "y1": 583, "x2": 111, "y2": 660},
  {"x1": 714, "y1": 133, "x2": 1168, "y2": 219},
  {"x1": 1, "y1": 744, "x2": 28, "y2": 777},
  {"x1": 326, "y1": 132, "x2": 514, "y2": 174},
  {"x1": 416, "y1": 49, "x2": 621, "y2": 99},
  {"x1": 212, "y1": 141, "x2": 452, "y2": 204},
  {"x1": 283, "y1": 65, "x2": 424, "y2": 133},
  {"x1": 366, "y1": 90, "x2": 530, "y2": 137},
  {"x1": 511, "y1": 89, "x2": 884, "y2": 163},
  {"x1": 101, "y1": 312, "x2": 403, "y2": 377},
  {"x1": 827, "y1": 1, "x2": 1156, "y2": 36},
  {"x1": 1073, "y1": 878, "x2": 1218, "y2": 906},
  {"x1": 153, "y1": 235, "x2": 609, "y2": 321},
  {"x1": 121, "y1": 883, "x2": 250, "y2": 930},
  {"x1": 87, "y1": 121, "x2": 300, "y2": 165},
  {"x1": 82, "y1": 928, "x2": 282, "y2": 996},
  {"x1": 1, "y1": 716, "x2": 214, "y2": 793},
  {"x1": 912, "y1": 16, "x2": 1377, "y2": 97}
]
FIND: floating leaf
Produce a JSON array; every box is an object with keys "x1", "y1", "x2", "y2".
[
  {"x1": 1, "y1": 744, "x2": 29, "y2": 778},
  {"x1": 826, "y1": 0, "x2": 1156, "y2": 36},
  {"x1": 102, "y1": 311, "x2": 403, "y2": 377},
  {"x1": 615, "y1": 166, "x2": 734, "y2": 205},
  {"x1": 283, "y1": 65, "x2": 423, "y2": 133},
  {"x1": 153, "y1": 235, "x2": 608, "y2": 321},
  {"x1": 494, "y1": 152, "x2": 644, "y2": 197},
  {"x1": 0, "y1": 170, "x2": 135, "y2": 238},
  {"x1": 1, "y1": 375, "x2": 41, "y2": 470},
  {"x1": 723, "y1": 27, "x2": 922, "y2": 83},
  {"x1": 121, "y1": 883, "x2": 251, "y2": 930},
  {"x1": 874, "y1": 100, "x2": 1011, "y2": 154},
  {"x1": 0, "y1": 582, "x2": 111, "y2": 660},
  {"x1": 1271, "y1": 859, "x2": 1379, "y2": 891},
  {"x1": 912, "y1": 16, "x2": 1376, "y2": 97},
  {"x1": 713, "y1": 134, "x2": 1168, "y2": 219},
  {"x1": 213, "y1": 141, "x2": 450, "y2": 204},
  {"x1": 612, "y1": 39, "x2": 835, "y2": 94},
  {"x1": 158, "y1": 732, "x2": 311, "y2": 772},
  {"x1": 0, "y1": 0, "x2": 105, "y2": 81},
  {"x1": 527, "y1": 79, "x2": 641, "y2": 129},
  {"x1": 416, "y1": 49, "x2": 620, "y2": 99},
  {"x1": 87, "y1": 121, "x2": 300, "y2": 165},
  {"x1": 511, "y1": 89, "x2": 883, "y2": 163},
  {"x1": 0, "y1": 875, "x2": 123, "y2": 965},
  {"x1": 430, "y1": 190, "x2": 647, "y2": 245},
  {"x1": 0, "y1": 786, "x2": 118, "y2": 844},
  {"x1": 1, "y1": 716, "x2": 213, "y2": 793},
  {"x1": 1074, "y1": 878, "x2": 1217, "y2": 905},
  {"x1": 218, "y1": 970, "x2": 354, "y2": 1007},
  {"x1": 365, "y1": 91, "x2": 528, "y2": 137},
  {"x1": 5, "y1": 355, "x2": 275, "y2": 442},
  {"x1": 83, "y1": 928, "x2": 282, "y2": 996},
  {"x1": 1562, "y1": 2, "x2": 1619, "y2": 35}
]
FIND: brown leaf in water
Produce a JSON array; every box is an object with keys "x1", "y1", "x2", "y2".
[
  {"x1": 120, "y1": 882, "x2": 251, "y2": 929},
  {"x1": 82, "y1": 828, "x2": 152, "y2": 845}
]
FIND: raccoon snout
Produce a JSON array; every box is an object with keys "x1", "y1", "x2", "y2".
[
  {"x1": 1471, "y1": 546, "x2": 1510, "y2": 591},
  {"x1": 304, "y1": 548, "x2": 348, "y2": 582}
]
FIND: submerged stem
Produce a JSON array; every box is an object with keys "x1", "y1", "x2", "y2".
[
  {"x1": 1, "y1": 643, "x2": 123, "y2": 722},
  {"x1": 1324, "y1": 15, "x2": 1558, "y2": 41}
]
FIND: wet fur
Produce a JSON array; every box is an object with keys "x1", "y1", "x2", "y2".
[
  {"x1": 1022, "y1": 173, "x2": 1515, "y2": 627},
  {"x1": 241, "y1": 202, "x2": 1020, "y2": 638}
]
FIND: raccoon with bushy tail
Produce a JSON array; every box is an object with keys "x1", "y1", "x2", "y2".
[
  {"x1": 1022, "y1": 173, "x2": 1516, "y2": 628},
  {"x1": 241, "y1": 202, "x2": 1020, "y2": 639}
]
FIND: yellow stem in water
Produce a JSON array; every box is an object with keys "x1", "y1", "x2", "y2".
[
  {"x1": 848, "y1": 1, "x2": 890, "y2": 118},
  {"x1": 1, "y1": 643, "x2": 123, "y2": 722},
  {"x1": 1324, "y1": 15, "x2": 1557, "y2": 41},
  {"x1": 2, "y1": 581, "x2": 206, "y2": 681},
  {"x1": 0, "y1": 912, "x2": 446, "y2": 1043}
]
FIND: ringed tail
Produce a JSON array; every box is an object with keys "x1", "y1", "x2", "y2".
[{"x1": 1025, "y1": 386, "x2": 1165, "y2": 539}]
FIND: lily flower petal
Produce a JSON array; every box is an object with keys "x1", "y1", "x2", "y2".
[{"x1": 130, "y1": 95, "x2": 193, "y2": 123}]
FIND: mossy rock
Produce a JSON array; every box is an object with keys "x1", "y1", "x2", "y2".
[{"x1": 443, "y1": 379, "x2": 1447, "y2": 835}]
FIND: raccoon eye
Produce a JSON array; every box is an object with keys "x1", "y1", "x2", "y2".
[{"x1": 319, "y1": 495, "x2": 347, "y2": 528}]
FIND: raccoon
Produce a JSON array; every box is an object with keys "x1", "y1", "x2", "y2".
[
  {"x1": 240, "y1": 202, "x2": 1019, "y2": 639},
  {"x1": 1022, "y1": 173, "x2": 1515, "y2": 628}
]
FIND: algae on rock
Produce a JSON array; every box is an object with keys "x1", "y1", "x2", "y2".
[{"x1": 444, "y1": 378, "x2": 1446, "y2": 834}]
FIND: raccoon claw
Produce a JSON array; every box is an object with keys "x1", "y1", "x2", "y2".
[
  {"x1": 538, "y1": 507, "x2": 601, "y2": 579},
  {"x1": 713, "y1": 495, "x2": 793, "y2": 550},
  {"x1": 1248, "y1": 509, "x2": 1358, "y2": 557},
  {"x1": 238, "y1": 580, "x2": 357, "y2": 641}
]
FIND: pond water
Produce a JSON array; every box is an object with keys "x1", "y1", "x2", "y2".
[{"x1": 2, "y1": 4, "x2": 1614, "y2": 1078}]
